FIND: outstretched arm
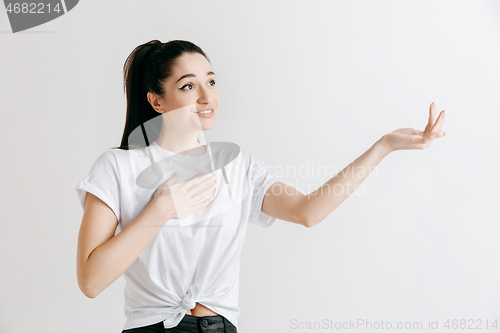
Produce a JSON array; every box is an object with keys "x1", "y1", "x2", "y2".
[
  {"x1": 262, "y1": 137, "x2": 390, "y2": 227},
  {"x1": 261, "y1": 101, "x2": 447, "y2": 228}
]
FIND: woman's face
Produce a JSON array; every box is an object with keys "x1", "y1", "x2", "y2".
[{"x1": 151, "y1": 52, "x2": 219, "y2": 132}]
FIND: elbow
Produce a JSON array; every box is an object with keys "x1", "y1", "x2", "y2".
[
  {"x1": 77, "y1": 271, "x2": 101, "y2": 299},
  {"x1": 298, "y1": 214, "x2": 310, "y2": 228},
  {"x1": 79, "y1": 281, "x2": 100, "y2": 299},
  {"x1": 297, "y1": 196, "x2": 317, "y2": 228},
  {"x1": 302, "y1": 218, "x2": 317, "y2": 228},
  {"x1": 297, "y1": 211, "x2": 316, "y2": 228},
  {"x1": 83, "y1": 291, "x2": 98, "y2": 299},
  {"x1": 299, "y1": 208, "x2": 326, "y2": 228},
  {"x1": 77, "y1": 257, "x2": 104, "y2": 299}
]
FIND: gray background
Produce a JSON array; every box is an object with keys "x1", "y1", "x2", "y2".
[{"x1": 1, "y1": 0, "x2": 499, "y2": 332}]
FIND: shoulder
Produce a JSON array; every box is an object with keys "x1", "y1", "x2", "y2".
[
  {"x1": 89, "y1": 148, "x2": 133, "y2": 175},
  {"x1": 92, "y1": 149, "x2": 119, "y2": 166},
  {"x1": 95, "y1": 147, "x2": 134, "y2": 165}
]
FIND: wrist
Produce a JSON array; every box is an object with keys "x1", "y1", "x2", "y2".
[
  {"x1": 377, "y1": 135, "x2": 393, "y2": 156},
  {"x1": 148, "y1": 197, "x2": 175, "y2": 221}
]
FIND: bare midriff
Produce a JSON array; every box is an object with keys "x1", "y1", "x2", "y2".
[{"x1": 185, "y1": 302, "x2": 219, "y2": 317}]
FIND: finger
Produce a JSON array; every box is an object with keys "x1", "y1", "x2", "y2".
[
  {"x1": 421, "y1": 131, "x2": 444, "y2": 145},
  {"x1": 188, "y1": 175, "x2": 216, "y2": 195},
  {"x1": 425, "y1": 109, "x2": 446, "y2": 138},
  {"x1": 191, "y1": 182, "x2": 217, "y2": 201},
  {"x1": 421, "y1": 131, "x2": 445, "y2": 149},
  {"x1": 424, "y1": 101, "x2": 437, "y2": 134},
  {"x1": 193, "y1": 196, "x2": 215, "y2": 211},
  {"x1": 431, "y1": 131, "x2": 444, "y2": 139},
  {"x1": 411, "y1": 133, "x2": 436, "y2": 148},
  {"x1": 178, "y1": 172, "x2": 207, "y2": 191},
  {"x1": 165, "y1": 172, "x2": 180, "y2": 186}
]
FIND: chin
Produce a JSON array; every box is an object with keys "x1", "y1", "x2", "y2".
[{"x1": 201, "y1": 121, "x2": 216, "y2": 131}]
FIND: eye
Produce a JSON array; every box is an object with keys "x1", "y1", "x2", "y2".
[
  {"x1": 180, "y1": 83, "x2": 193, "y2": 91},
  {"x1": 180, "y1": 79, "x2": 215, "y2": 91}
]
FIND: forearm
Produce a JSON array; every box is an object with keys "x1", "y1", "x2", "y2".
[
  {"x1": 80, "y1": 202, "x2": 172, "y2": 298},
  {"x1": 300, "y1": 136, "x2": 391, "y2": 227}
]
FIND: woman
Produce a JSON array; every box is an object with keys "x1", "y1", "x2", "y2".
[{"x1": 75, "y1": 39, "x2": 446, "y2": 333}]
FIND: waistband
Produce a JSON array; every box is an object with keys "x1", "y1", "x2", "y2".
[
  {"x1": 177, "y1": 314, "x2": 232, "y2": 331},
  {"x1": 143, "y1": 314, "x2": 235, "y2": 332}
]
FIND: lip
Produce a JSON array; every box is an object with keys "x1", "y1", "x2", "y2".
[{"x1": 196, "y1": 107, "x2": 215, "y2": 118}]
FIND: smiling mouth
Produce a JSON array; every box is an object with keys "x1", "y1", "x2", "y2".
[{"x1": 197, "y1": 109, "x2": 213, "y2": 114}]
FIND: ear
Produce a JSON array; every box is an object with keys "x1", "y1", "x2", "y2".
[{"x1": 147, "y1": 91, "x2": 165, "y2": 114}]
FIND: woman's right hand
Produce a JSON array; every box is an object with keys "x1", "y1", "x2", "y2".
[
  {"x1": 381, "y1": 101, "x2": 447, "y2": 153},
  {"x1": 151, "y1": 172, "x2": 217, "y2": 219}
]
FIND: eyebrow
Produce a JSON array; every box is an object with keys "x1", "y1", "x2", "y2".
[{"x1": 176, "y1": 71, "x2": 215, "y2": 83}]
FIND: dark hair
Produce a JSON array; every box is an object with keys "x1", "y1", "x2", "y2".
[{"x1": 111, "y1": 39, "x2": 210, "y2": 150}]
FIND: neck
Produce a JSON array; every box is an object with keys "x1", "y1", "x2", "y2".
[{"x1": 156, "y1": 130, "x2": 204, "y2": 156}]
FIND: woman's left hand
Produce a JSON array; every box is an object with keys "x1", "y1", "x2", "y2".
[{"x1": 382, "y1": 101, "x2": 447, "y2": 153}]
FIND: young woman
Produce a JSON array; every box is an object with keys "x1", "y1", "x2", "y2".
[{"x1": 75, "y1": 39, "x2": 446, "y2": 333}]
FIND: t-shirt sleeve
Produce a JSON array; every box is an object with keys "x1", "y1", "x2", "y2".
[
  {"x1": 246, "y1": 151, "x2": 280, "y2": 228},
  {"x1": 75, "y1": 150, "x2": 121, "y2": 222}
]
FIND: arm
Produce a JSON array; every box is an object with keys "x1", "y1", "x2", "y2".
[
  {"x1": 261, "y1": 102, "x2": 447, "y2": 228},
  {"x1": 262, "y1": 137, "x2": 390, "y2": 228},
  {"x1": 77, "y1": 192, "x2": 174, "y2": 298}
]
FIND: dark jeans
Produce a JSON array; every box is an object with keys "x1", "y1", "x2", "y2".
[{"x1": 122, "y1": 314, "x2": 237, "y2": 333}]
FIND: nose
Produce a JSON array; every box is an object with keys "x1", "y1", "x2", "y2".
[{"x1": 197, "y1": 85, "x2": 213, "y2": 105}]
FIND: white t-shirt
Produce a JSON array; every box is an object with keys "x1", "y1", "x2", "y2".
[{"x1": 75, "y1": 140, "x2": 279, "y2": 330}]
